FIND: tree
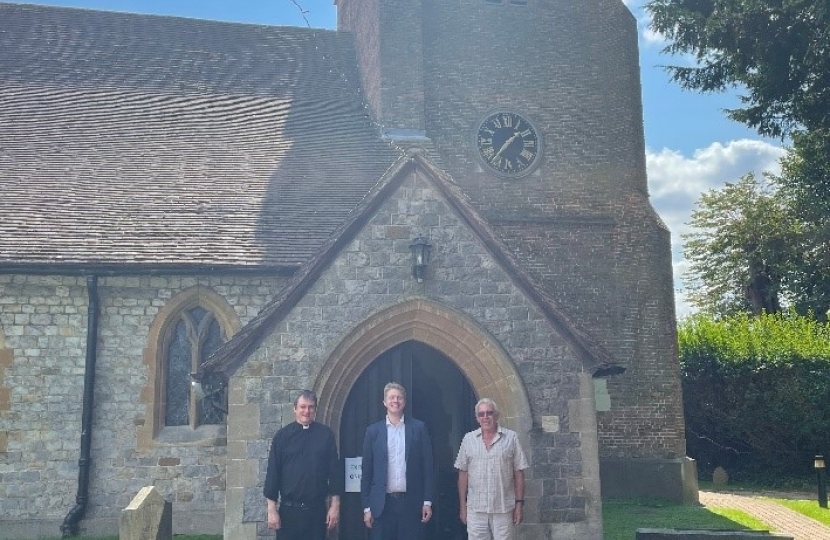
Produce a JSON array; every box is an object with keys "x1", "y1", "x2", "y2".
[
  {"x1": 647, "y1": 0, "x2": 830, "y2": 315},
  {"x1": 645, "y1": 0, "x2": 830, "y2": 138},
  {"x1": 682, "y1": 174, "x2": 800, "y2": 316},
  {"x1": 773, "y1": 129, "x2": 830, "y2": 316}
]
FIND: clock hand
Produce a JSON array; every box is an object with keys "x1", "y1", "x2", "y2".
[{"x1": 492, "y1": 132, "x2": 521, "y2": 161}]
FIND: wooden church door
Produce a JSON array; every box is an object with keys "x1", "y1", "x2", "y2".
[{"x1": 339, "y1": 340, "x2": 477, "y2": 540}]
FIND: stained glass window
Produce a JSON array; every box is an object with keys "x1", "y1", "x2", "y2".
[{"x1": 164, "y1": 305, "x2": 226, "y2": 427}]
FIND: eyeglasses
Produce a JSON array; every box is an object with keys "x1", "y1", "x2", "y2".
[{"x1": 476, "y1": 410, "x2": 496, "y2": 418}]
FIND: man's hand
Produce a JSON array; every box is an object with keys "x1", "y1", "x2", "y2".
[
  {"x1": 326, "y1": 504, "x2": 339, "y2": 530},
  {"x1": 459, "y1": 505, "x2": 467, "y2": 525},
  {"x1": 421, "y1": 504, "x2": 432, "y2": 523},
  {"x1": 363, "y1": 510, "x2": 373, "y2": 529},
  {"x1": 267, "y1": 507, "x2": 281, "y2": 530},
  {"x1": 513, "y1": 503, "x2": 523, "y2": 525}
]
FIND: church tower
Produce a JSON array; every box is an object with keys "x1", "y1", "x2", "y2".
[{"x1": 337, "y1": 0, "x2": 693, "y2": 503}]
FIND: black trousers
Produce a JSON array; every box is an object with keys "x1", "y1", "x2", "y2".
[
  {"x1": 278, "y1": 502, "x2": 327, "y2": 540},
  {"x1": 370, "y1": 494, "x2": 424, "y2": 540}
]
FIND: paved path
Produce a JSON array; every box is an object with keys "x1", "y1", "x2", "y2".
[{"x1": 700, "y1": 490, "x2": 830, "y2": 540}]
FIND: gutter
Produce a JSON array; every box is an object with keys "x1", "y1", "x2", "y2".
[
  {"x1": 0, "y1": 263, "x2": 299, "y2": 277},
  {"x1": 60, "y1": 275, "x2": 100, "y2": 537}
]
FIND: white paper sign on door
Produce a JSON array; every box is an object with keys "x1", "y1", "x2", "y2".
[{"x1": 345, "y1": 457, "x2": 362, "y2": 493}]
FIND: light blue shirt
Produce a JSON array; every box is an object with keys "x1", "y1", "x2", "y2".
[{"x1": 386, "y1": 415, "x2": 406, "y2": 493}]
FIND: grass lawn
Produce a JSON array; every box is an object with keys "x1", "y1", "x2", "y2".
[
  {"x1": 602, "y1": 498, "x2": 769, "y2": 540},
  {"x1": 762, "y1": 497, "x2": 830, "y2": 527},
  {"x1": 3, "y1": 507, "x2": 789, "y2": 540},
  {"x1": 19, "y1": 496, "x2": 829, "y2": 540},
  {"x1": 701, "y1": 479, "x2": 830, "y2": 527}
]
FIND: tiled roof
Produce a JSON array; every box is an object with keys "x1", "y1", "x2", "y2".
[
  {"x1": 0, "y1": 3, "x2": 402, "y2": 270},
  {"x1": 197, "y1": 150, "x2": 623, "y2": 379}
]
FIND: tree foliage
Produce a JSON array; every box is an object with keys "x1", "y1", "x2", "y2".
[
  {"x1": 645, "y1": 0, "x2": 830, "y2": 138},
  {"x1": 648, "y1": 0, "x2": 830, "y2": 314},
  {"x1": 682, "y1": 173, "x2": 799, "y2": 316},
  {"x1": 679, "y1": 312, "x2": 830, "y2": 481},
  {"x1": 774, "y1": 130, "x2": 830, "y2": 315},
  {"x1": 779, "y1": 130, "x2": 830, "y2": 218}
]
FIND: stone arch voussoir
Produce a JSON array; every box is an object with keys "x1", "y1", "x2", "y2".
[{"x1": 315, "y1": 299, "x2": 531, "y2": 437}]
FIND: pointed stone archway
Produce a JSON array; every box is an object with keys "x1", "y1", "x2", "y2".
[{"x1": 314, "y1": 298, "x2": 532, "y2": 440}]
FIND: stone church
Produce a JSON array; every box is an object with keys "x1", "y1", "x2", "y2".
[{"x1": 0, "y1": 1, "x2": 697, "y2": 539}]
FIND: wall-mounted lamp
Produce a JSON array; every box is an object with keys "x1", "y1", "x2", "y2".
[
  {"x1": 816, "y1": 454, "x2": 828, "y2": 508},
  {"x1": 410, "y1": 236, "x2": 432, "y2": 283}
]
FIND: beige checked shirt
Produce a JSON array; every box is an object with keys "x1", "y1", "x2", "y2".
[{"x1": 454, "y1": 426, "x2": 529, "y2": 513}]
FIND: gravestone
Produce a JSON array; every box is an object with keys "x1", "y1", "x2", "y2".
[
  {"x1": 713, "y1": 467, "x2": 729, "y2": 486},
  {"x1": 119, "y1": 486, "x2": 172, "y2": 540}
]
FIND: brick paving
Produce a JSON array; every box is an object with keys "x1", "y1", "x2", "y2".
[{"x1": 699, "y1": 490, "x2": 830, "y2": 540}]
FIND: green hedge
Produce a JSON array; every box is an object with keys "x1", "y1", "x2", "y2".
[{"x1": 679, "y1": 312, "x2": 830, "y2": 482}]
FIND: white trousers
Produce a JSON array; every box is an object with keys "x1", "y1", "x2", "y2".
[{"x1": 466, "y1": 510, "x2": 514, "y2": 540}]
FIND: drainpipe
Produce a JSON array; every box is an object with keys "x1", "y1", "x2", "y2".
[{"x1": 61, "y1": 275, "x2": 100, "y2": 537}]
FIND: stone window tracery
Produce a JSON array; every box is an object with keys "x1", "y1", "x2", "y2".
[
  {"x1": 164, "y1": 306, "x2": 226, "y2": 427},
  {"x1": 140, "y1": 285, "x2": 240, "y2": 446}
]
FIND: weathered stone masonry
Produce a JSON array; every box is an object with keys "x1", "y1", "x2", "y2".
[
  {"x1": 0, "y1": 274, "x2": 286, "y2": 535},
  {"x1": 218, "y1": 171, "x2": 604, "y2": 540}
]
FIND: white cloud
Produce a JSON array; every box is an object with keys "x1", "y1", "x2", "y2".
[
  {"x1": 622, "y1": 0, "x2": 666, "y2": 46},
  {"x1": 642, "y1": 25, "x2": 666, "y2": 46},
  {"x1": 646, "y1": 139, "x2": 786, "y2": 317}
]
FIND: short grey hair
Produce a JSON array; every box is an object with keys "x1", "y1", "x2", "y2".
[{"x1": 475, "y1": 398, "x2": 498, "y2": 414}]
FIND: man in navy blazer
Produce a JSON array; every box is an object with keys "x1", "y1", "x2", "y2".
[{"x1": 361, "y1": 382, "x2": 435, "y2": 540}]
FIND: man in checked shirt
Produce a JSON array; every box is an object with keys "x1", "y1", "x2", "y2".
[{"x1": 454, "y1": 398, "x2": 529, "y2": 540}]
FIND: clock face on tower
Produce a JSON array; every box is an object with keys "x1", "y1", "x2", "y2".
[{"x1": 474, "y1": 110, "x2": 542, "y2": 178}]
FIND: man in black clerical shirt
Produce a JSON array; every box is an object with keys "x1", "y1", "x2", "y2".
[{"x1": 264, "y1": 390, "x2": 344, "y2": 540}]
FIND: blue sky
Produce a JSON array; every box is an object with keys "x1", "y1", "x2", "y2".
[{"x1": 9, "y1": 0, "x2": 786, "y2": 317}]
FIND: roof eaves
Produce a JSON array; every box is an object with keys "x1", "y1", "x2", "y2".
[
  {"x1": 195, "y1": 148, "x2": 624, "y2": 381},
  {"x1": 196, "y1": 152, "x2": 414, "y2": 380},
  {"x1": 0, "y1": 262, "x2": 299, "y2": 277}
]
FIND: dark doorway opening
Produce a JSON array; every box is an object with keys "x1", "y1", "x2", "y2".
[{"x1": 339, "y1": 340, "x2": 477, "y2": 540}]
